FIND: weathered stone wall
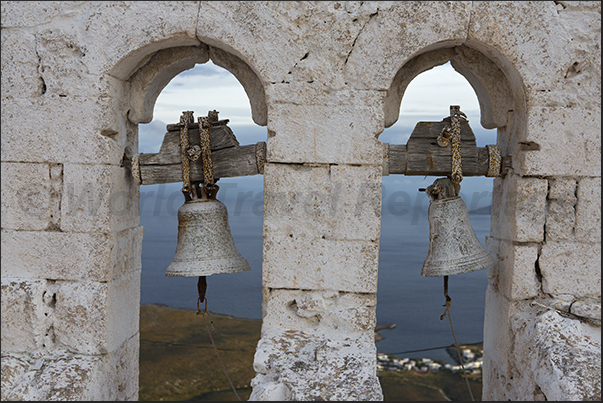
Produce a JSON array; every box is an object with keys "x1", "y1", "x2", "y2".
[{"x1": 1, "y1": 1, "x2": 600, "y2": 401}]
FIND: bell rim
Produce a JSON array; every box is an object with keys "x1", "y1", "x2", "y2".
[
  {"x1": 165, "y1": 257, "x2": 251, "y2": 277},
  {"x1": 421, "y1": 251, "x2": 493, "y2": 277}
]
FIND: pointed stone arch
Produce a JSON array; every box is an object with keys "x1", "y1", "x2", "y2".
[
  {"x1": 111, "y1": 42, "x2": 268, "y2": 126},
  {"x1": 384, "y1": 42, "x2": 526, "y2": 139}
]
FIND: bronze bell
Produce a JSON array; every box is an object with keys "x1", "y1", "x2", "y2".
[
  {"x1": 421, "y1": 177, "x2": 493, "y2": 277},
  {"x1": 165, "y1": 110, "x2": 251, "y2": 278},
  {"x1": 165, "y1": 195, "x2": 251, "y2": 277}
]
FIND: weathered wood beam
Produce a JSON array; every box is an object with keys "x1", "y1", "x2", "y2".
[
  {"x1": 386, "y1": 144, "x2": 511, "y2": 176},
  {"x1": 386, "y1": 119, "x2": 511, "y2": 177},
  {"x1": 138, "y1": 143, "x2": 263, "y2": 185},
  {"x1": 133, "y1": 118, "x2": 511, "y2": 186},
  {"x1": 134, "y1": 121, "x2": 265, "y2": 185}
]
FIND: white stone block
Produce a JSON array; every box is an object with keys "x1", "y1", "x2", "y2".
[
  {"x1": 1, "y1": 97, "x2": 125, "y2": 165},
  {"x1": 546, "y1": 177, "x2": 577, "y2": 241},
  {"x1": 0, "y1": 28, "x2": 44, "y2": 99},
  {"x1": 526, "y1": 60, "x2": 602, "y2": 112},
  {"x1": 0, "y1": 1, "x2": 82, "y2": 27},
  {"x1": 469, "y1": 2, "x2": 575, "y2": 97},
  {"x1": 263, "y1": 163, "x2": 382, "y2": 242},
  {"x1": 548, "y1": 177, "x2": 577, "y2": 202},
  {"x1": 539, "y1": 241, "x2": 601, "y2": 297},
  {"x1": 111, "y1": 226, "x2": 145, "y2": 280},
  {"x1": 490, "y1": 175, "x2": 548, "y2": 242},
  {"x1": 509, "y1": 302, "x2": 601, "y2": 401},
  {"x1": 30, "y1": 2, "x2": 202, "y2": 80},
  {"x1": 251, "y1": 330, "x2": 381, "y2": 401},
  {"x1": 329, "y1": 164, "x2": 382, "y2": 241},
  {"x1": 61, "y1": 163, "x2": 139, "y2": 233},
  {"x1": 266, "y1": 87, "x2": 385, "y2": 164},
  {"x1": 0, "y1": 336, "x2": 139, "y2": 401},
  {"x1": 1, "y1": 227, "x2": 143, "y2": 282},
  {"x1": 263, "y1": 233, "x2": 379, "y2": 293},
  {"x1": 345, "y1": 1, "x2": 470, "y2": 91},
  {"x1": 1, "y1": 162, "x2": 58, "y2": 231},
  {"x1": 52, "y1": 273, "x2": 140, "y2": 355},
  {"x1": 0, "y1": 279, "x2": 50, "y2": 352},
  {"x1": 261, "y1": 288, "x2": 377, "y2": 335},
  {"x1": 546, "y1": 202, "x2": 575, "y2": 241},
  {"x1": 518, "y1": 106, "x2": 601, "y2": 177},
  {"x1": 576, "y1": 176, "x2": 601, "y2": 243},
  {"x1": 196, "y1": 2, "x2": 311, "y2": 83},
  {"x1": 263, "y1": 163, "x2": 333, "y2": 238},
  {"x1": 474, "y1": 2, "x2": 601, "y2": 112},
  {"x1": 33, "y1": 28, "x2": 131, "y2": 99},
  {"x1": 482, "y1": 285, "x2": 514, "y2": 401},
  {"x1": 486, "y1": 237, "x2": 541, "y2": 301}
]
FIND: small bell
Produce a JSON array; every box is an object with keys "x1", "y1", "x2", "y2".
[
  {"x1": 166, "y1": 110, "x2": 250, "y2": 278},
  {"x1": 165, "y1": 188, "x2": 251, "y2": 277},
  {"x1": 421, "y1": 177, "x2": 493, "y2": 277}
]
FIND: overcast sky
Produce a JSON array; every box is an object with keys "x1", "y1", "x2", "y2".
[
  {"x1": 138, "y1": 60, "x2": 497, "y2": 204},
  {"x1": 139, "y1": 60, "x2": 496, "y2": 149}
]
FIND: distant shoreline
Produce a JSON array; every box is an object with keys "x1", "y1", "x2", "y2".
[
  {"x1": 140, "y1": 304, "x2": 479, "y2": 361},
  {"x1": 140, "y1": 303, "x2": 259, "y2": 321},
  {"x1": 142, "y1": 304, "x2": 403, "y2": 334}
]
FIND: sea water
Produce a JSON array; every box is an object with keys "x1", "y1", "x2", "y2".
[{"x1": 140, "y1": 177, "x2": 491, "y2": 365}]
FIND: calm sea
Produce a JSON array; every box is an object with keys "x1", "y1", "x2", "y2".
[{"x1": 140, "y1": 176, "x2": 491, "y2": 365}]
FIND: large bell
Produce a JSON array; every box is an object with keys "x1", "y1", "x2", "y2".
[
  {"x1": 421, "y1": 178, "x2": 494, "y2": 277},
  {"x1": 165, "y1": 197, "x2": 251, "y2": 277}
]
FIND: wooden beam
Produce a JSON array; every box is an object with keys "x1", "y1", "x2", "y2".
[
  {"x1": 387, "y1": 145, "x2": 510, "y2": 176},
  {"x1": 133, "y1": 118, "x2": 511, "y2": 186},
  {"x1": 135, "y1": 122, "x2": 263, "y2": 185},
  {"x1": 386, "y1": 120, "x2": 510, "y2": 177},
  {"x1": 138, "y1": 143, "x2": 262, "y2": 185}
]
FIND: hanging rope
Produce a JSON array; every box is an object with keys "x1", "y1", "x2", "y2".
[
  {"x1": 179, "y1": 111, "x2": 195, "y2": 200},
  {"x1": 440, "y1": 275, "x2": 475, "y2": 402},
  {"x1": 198, "y1": 115, "x2": 219, "y2": 200},
  {"x1": 196, "y1": 276, "x2": 242, "y2": 401},
  {"x1": 436, "y1": 105, "x2": 467, "y2": 187}
]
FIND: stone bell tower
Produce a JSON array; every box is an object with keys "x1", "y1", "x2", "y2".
[{"x1": 1, "y1": 1, "x2": 600, "y2": 400}]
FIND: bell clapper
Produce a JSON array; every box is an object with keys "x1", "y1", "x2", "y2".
[{"x1": 197, "y1": 276, "x2": 208, "y2": 314}]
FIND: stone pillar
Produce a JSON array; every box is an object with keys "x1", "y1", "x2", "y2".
[
  {"x1": 1, "y1": 19, "x2": 143, "y2": 400},
  {"x1": 482, "y1": 112, "x2": 601, "y2": 401},
  {"x1": 249, "y1": 85, "x2": 386, "y2": 400},
  {"x1": 468, "y1": 2, "x2": 602, "y2": 400}
]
